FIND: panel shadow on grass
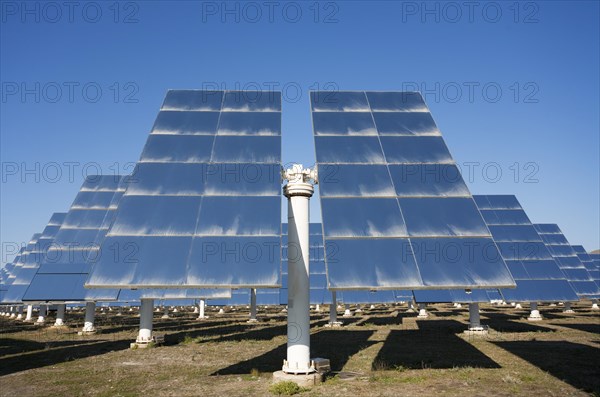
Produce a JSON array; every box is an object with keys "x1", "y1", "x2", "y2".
[
  {"x1": 0, "y1": 339, "x2": 130, "y2": 376},
  {"x1": 212, "y1": 330, "x2": 375, "y2": 375},
  {"x1": 483, "y1": 312, "x2": 555, "y2": 333},
  {"x1": 373, "y1": 321, "x2": 500, "y2": 370},
  {"x1": 494, "y1": 341, "x2": 600, "y2": 393},
  {"x1": 550, "y1": 323, "x2": 600, "y2": 335}
]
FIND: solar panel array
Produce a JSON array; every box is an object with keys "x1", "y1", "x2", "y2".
[
  {"x1": 86, "y1": 90, "x2": 282, "y2": 289},
  {"x1": 2, "y1": 213, "x2": 66, "y2": 304},
  {"x1": 534, "y1": 224, "x2": 599, "y2": 298},
  {"x1": 311, "y1": 91, "x2": 515, "y2": 291},
  {"x1": 474, "y1": 196, "x2": 579, "y2": 302},
  {"x1": 572, "y1": 246, "x2": 600, "y2": 299},
  {"x1": 22, "y1": 176, "x2": 126, "y2": 302}
]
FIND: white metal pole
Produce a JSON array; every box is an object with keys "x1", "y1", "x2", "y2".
[
  {"x1": 417, "y1": 303, "x2": 429, "y2": 318},
  {"x1": 54, "y1": 304, "x2": 66, "y2": 326},
  {"x1": 528, "y1": 302, "x2": 542, "y2": 321},
  {"x1": 16, "y1": 305, "x2": 24, "y2": 320},
  {"x1": 329, "y1": 292, "x2": 337, "y2": 323},
  {"x1": 25, "y1": 304, "x2": 33, "y2": 321},
  {"x1": 282, "y1": 164, "x2": 315, "y2": 374},
  {"x1": 249, "y1": 288, "x2": 258, "y2": 322},
  {"x1": 468, "y1": 303, "x2": 482, "y2": 330},
  {"x1": 36, "y1": 304, "x2": 47, "y2": 324},
  {"x1": 83, "y1": 301, "x2": 96, "y2": 332},
  {"x1": 343, "y1": 304, "x2": 352, "y2": 317},
  {"x1": 592, "y1": 299, "x2": 599, "y2": 310},
  {"x1": 137, "y1": 298, "x2": 154, "y2": 343},
  {"x1": 198, "y1": 299, "x2": 207, "y2": 319}
]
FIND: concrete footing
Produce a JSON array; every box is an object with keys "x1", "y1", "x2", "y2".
[
  {"x1": 324, "y1": 321, "x2": 343, "y2": 328},
  {"x1": 272, "y1": 371, "x2": 323, "y2": 388}
]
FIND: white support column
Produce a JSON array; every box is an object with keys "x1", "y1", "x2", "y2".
[
  {"x1": 563, "y1": 302, "x2": 574, "y2": 313},
  {"x1": 466, "y1": 303, "x2": 487, "y2": 334},
  {"x1": 161, "y1": 305, "x2": 169, "y2": 319},
  {"x1": 327, "y1": 291, "x2": 342, "y2": 327},
  {"x1": 36, "y1": 304, "x2": 47, "y2": 324},
  {"x1": 514, "y1": 303, "x2": 523, "y2": 309},
  {"x1": 343, "y1": 304, "x2": 352, "y2": 317},
  {"x1": 527, "y1": 302, "x2": 542, "y2": 321},
  {"x1": 417, "y1": 303, "x2": 429, "y2": 318},
  {"x1": 355, "y1": 304, "x2": 362, "y2": 313},
  {"x1": 16, "y1": 306, "x2": 24, "y2": 320},
  {"x1": 25, "y1": 305, "x2": 33, "y2": 321},
  {"x1": 9, "y1": 306, "x2": 16, "y2": 318},
  {"x1": 82, "y1": 301, "x2": 96, "y2": 333},
  {"x1": 197, "y1": 299, "x2": 208, "y2": 319},
  {"x1": 592, "y1": 299, "x2": 599, "y2": 310},
  {"x1": 136, "y1": 298, "x2": 154, "y2": 345},
  {"x1": 406, "y1": 300, "x2": 415, "y2": 313},
  {"x1": 281, "y1": 164, "x2": 317, "y2": 375},
  {"x1": 117, "y1": 306, "x2": 123, "y2": 316},
  {"x1": 315, "y1": 304, "x2": 321, "y2": 312},
  {"x1": 248, "y1": 288, "x2": 258, "y2": 322},
  {"x1": 54, "y1": 304, "x2": 66, "y2": 327}
]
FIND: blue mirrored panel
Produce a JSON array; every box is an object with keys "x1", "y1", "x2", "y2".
[
  {"x1": 71, "y1": 191, "x2": 115, "y2": 209},
  {"x1": 318, "y1": 165, "x2": 395, "y2": 197},
  {"x1": 366, "y1": 92, "x2": 429, "y2": 112},
  {"x1": 414, "y1": 289, "x2": 492, "y2": 304},
  {"x1": 211, "y1": 136, "x2": 280, "y2": 163},
  {"x1": 380, "y1": 136, "x2": 452, "y2": 164},
  {"x1": 389, "y1": 164, "x2": 469, "y2": 197},
  {"x1": 203, "y1": 164, "x2": 280, "y2": 196},
  {"x1": 312, "y1": 112, "x2": 377, "y2": 136},
  {"x1": 222, "y1": 91, "x2": 281, "y2": 112},
  {"x1": 126, "y1": 163, "x2": 206, "y2": 195},
  {"x1": 161, "y1": 90, "x2": 223, "y2": 111},
  {"x1": 23, "y1": 176, "x2": 126, "y2": 302},
  {"x1": 311, "y1": 91, "x2": 369, "y2": 112},
  {"x1": 534, "y1": 223, "x2": 597, "y2": 298},
  {"x1": 400, "y1": 197, "x2": 489, "y2": 237},
  {"x1": 152, "y1": 111, "x2": 220, "y2": 135},
  {"x1": 321, "y1": 198, "x2": 407, "y2": 238},
  {"x1": 326, "y1": 238, "x2": 422, "y2": 289},
  {"x1": 315, "y1": 137, "x2": 385, "y2": 164},
  {"x1": 89, "y1": 235, "x2": 191, "y2": 287},
  {"x1": 313, "y1": 92, "x2": 514, "y2": 291},
  {"x1": 474, "y1": 195, "x2": 580, "y2": 302},
  {"x1": 501, "y1": 279, "x2": 580, "y2": 302},
  {"x1": 88, "y1": 91, "x2": 282, "y2": 289},
  {"x1": 187, "y1": 237, "x2": 280, "y2": 287},
  {"x1": 110, "y1": 195, "x2": 202, "y2": 236},
  {"x1": 196, "y1": 196, "x2": 280, "y2": 236},
  {"x1": 140, "y1": 135, "x2": 214, "y2": 163},
  {"x1": 338, "y1": 290, "x2": 398, "y2": 304},
  {"x1": 217, "y1": 112, "x2": 280, "y2": 135},
  {"x1": 373, "y1": 112, "x2": 440, "y2": 136},
  {"x1": 411, "y1": 238, "x2": 512, "y2": 287}
]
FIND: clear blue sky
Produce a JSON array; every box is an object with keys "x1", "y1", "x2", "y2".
[{"x1": 1, "y1": 1, "x2": 599, "y2": 265}]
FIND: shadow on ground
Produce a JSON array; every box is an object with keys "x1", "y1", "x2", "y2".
[
  {"x1": 483, "y1": 312, "x2": 555, "y2": 333},
  {"x1": 212, "y1": 330, "x2": 375, "y2": 375},
  {"x1": 0, "y1": 339, "x2": 130, "y2": 376},
  {"x1": 494, "y1": 340, "x2": 600, "y2": 393},
  {"x1": 372, "y1": 320, "x2": 500, "y2": 370}
]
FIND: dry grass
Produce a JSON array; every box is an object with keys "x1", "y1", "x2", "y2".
[{"x1": 0, "y1": 302, "x2": 598, "y2": 396}]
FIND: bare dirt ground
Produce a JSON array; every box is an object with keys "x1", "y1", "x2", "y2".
[{"x1": 1, "y1": 302, "x2": 599, "y2": 397}]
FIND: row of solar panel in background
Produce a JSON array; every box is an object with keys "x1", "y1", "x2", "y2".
[
  {"x1": 86, "y1": 90, "x2": 283, "y2": 290},
  {"x1": 2, "y1": 213, "x2": 598, "y2": 305}
]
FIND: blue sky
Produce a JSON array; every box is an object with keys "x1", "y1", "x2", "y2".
[{"x1": 1, "y1": 1, "x2": 599, "y2": 264}]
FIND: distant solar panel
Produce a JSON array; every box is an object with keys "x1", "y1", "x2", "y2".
[
  {"x1": 572, "y1": 246, "x2": 600, "y2": 299},
  {"x1": 86, "y1": 90, "x2": 282, "y2": 289},
  {"x1": 534, "y1": 225, "x2": 599, "y2": 299},
  {"x1": 474, "y1": 195, "x2": 579, "y2": 302},
  {"x1": 312, "y1": 91, "x2": 515, "y2": 291},
  {"x1": 2, "y1": 214, "x2": 66, "y2": 304},
  {"x1": 22, "y1": 176, "x2": 125, "y2": 302}
]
